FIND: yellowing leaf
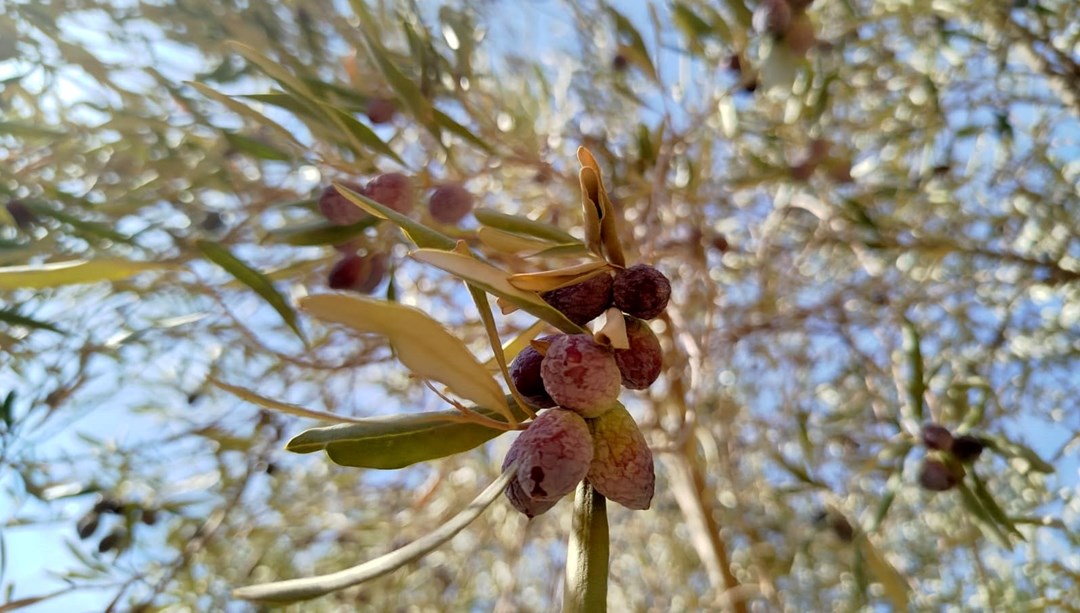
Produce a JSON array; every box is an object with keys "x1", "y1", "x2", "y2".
[
  {"x1": 300, "y1": 294, "x2": 510, "y2": 420},
  {"x1": 507, "y1": 261, "x2": 610, "y2": 292},
  {"x1": 410, "y1": 249, "x2": 585, "y2": 333},
  {"x1": 577, "y1": 147, "x2": 626, "y2": 266},
  {"x1": 483, "y1": 320, "x2": 547, "y2": 371},
  {"x1": 858, "y1": 536, "x2": 910, "y2": 610},
  {"x1": 579, "y1": 167, "x2": 604, "y2": 258},
  {"x1": 0, "y1": 259, "x2": 172, "y2": 290}
]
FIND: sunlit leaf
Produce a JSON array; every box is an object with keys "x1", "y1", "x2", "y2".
[
  {"x1": 473, "y1": 208, "x2": 579, "y2": 244},
  {"x1": 334, "y1": 182, "x2": 456, "y2": 250},
  {"x1": 0, "y1": 259, "x2": 171, "y2": 290},
  {"x1": 299, "y1": 294, "x2": 509, "y2": 418},
  {"x1": 186, "y1": 81, "x2": 303, "y2": 147},
  {"x1": 212, "y1": 380, "x2": 368, "y2": 425},
  {"x1": 507, "y1": 261, "x2": 610, "y2": 292},
  {"x1": 476, "y1": 226, "x2": 561, "y2": 254},
  {"x1": 410, "y1": 249, "x2": 585, "y2": 333},
  {"x1": 196, "y1": 240, "x2": 306, "y2": 343},
  {"x1": 857, "y1": 535, "x2": 910, "y2": 610}
]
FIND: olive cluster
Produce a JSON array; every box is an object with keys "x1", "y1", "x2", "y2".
[
  {"x1": 317, "y1": 174, "x2": 475, "y2": 294},
  {"x1": 501, "y1": 264, "x2": 671, "y2": 517},
  {"x1": 918, "y1": 423, "x2": 987, "y2": 492}
]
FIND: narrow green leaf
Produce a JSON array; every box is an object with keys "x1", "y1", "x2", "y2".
[
  {"x1": 410, "y1": 249, "x2": 586, "y2": 334},
  {"x1": 0, "y1": 259, "x2": 171, "y2": 289},
  {"x1": 267, "y1": 217, "x2": 379, "y2": 247},
  {"x1": 0, "y1": 308, "x2": 65, "y2": 334},
  {"x1": 186, "y1": 82, "x2": 303, "y2": 147},
  {"x1": 606, "y1": 7, "x2": 657, "y2": 81},
  {"x1": 240, "y1": 93, "x2": 320, "y2": 120},
  {"x1": 356, "y1": 24, "x2": 434, "y2": 124},
  {"x1": 233, "y1": 464, "x2": 516, "y2": 602},
  {"x1": 300, "y1": 294, "x2": 510, "y2": 418},
  {"x1": 433, "y1": 109, "x2": 494, "y2": 154},
  {"x1": 226, "y1": 42, "x2": 316, "y2": 103},
  {"x1": 0, "y1": 121, "x2": 66, "y2": 140},
  {"x1": 971, "y1": 472, "x2": 1025, "y2": 540},
  {"x1": 286, "y1": 399, "x2": 527, "y2": 469},
  {"x1": 473, "y1": 208, "x2": 579, "y2": 244},
  {"x1": 901, "y1": 318, "x2": 926, "y2": 422},
  {"x1": 23, "y1": 201, "x2": 136, "y2": 245},
  {"x1": 563, "y1": 482, "x2": 609, "y2": 613},
  {"x1": 196, "y1": 240, "x2": 305, "y2": 343},
  {"x1": 869, "y1": 472, "x2": 902, "y2": 532},
  {"x1": 335, "y1": 182, "x2": 456, "y2": 250},
  {"x1": 212, "y1": 380, "x2": 369, "y2": 425},
  {"x1": 983, "y1": 435, "x2": 1055, "y2": 473},
  {"x1": 1, "y1": 391, "x2": 14, "y2": 429},
  {"x1": 721, "y1": 0, "x2": 754, "y2": 28},
  {"x1": 315, "y1": 102, "x2": 406, "y2": 166},
  {"x1": 476, "y1": 227, "x2": 561, "y2": 254},
  {"x1": 672, "y1": 3, "x2": 716, "y2": 50},
  {"x1": 956, "y1": 482, "x2": 1012, "y2": 548},
  {"x1": 224, "y1": 132, "x2": 293, "y2": 161},
  {"x1": 0, "y1": 588, "x2": 74, "y2": 612},
  {"x1": 857, "y1": 535, "x2": 910, "y2": 610}
]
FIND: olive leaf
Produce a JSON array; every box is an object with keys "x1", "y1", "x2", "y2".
[
  {"x1": 506, "y1": 262, "x2": 611, "y2": 292},
  {"x1": 300, "y1": 294, "x2": 510, "y2": 420},
  {"x1": 473, "y1": 208, "x2": 579, "y2": 244},
  {"x1": 197, "y1": 241, "x2": 306, "y2": 343},
  {"x1": 334, "y1": 182, "x2": 457, "y2": 251},
  {"x1": 577, "y1": 147, "x2": 626, "y2": 267},
  {"x1": 409, "y1": 249, "x2": 586, "y2": 334},
  {"x1": 0, "y1": 259, "x2": 173, "y2": 290},
  {"x1": 476, "y1": 226, "x2": 566, "y2": 255},
  {"x1": 286, "y1": 401, "x2": 527, "y2": 469},
  {"x1": 857, "y1": 534, "x2": 910, "y2": 610}
]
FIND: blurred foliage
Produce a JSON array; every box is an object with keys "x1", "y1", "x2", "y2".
[{"x1": 1, "y1": 0, "x2": 1079, "y2": 610}]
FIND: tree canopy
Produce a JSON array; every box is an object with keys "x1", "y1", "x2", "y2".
[{"x1": 1, "y1": 0, "x2": 1079, "y2": 610}]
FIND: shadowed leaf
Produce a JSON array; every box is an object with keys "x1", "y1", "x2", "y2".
[
  {"x1": 286, "y1": 397, "x2": 528, "y2": 468},
  {"x1": 196, "y1": 240, "x2": 305, "y2": 343}
]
